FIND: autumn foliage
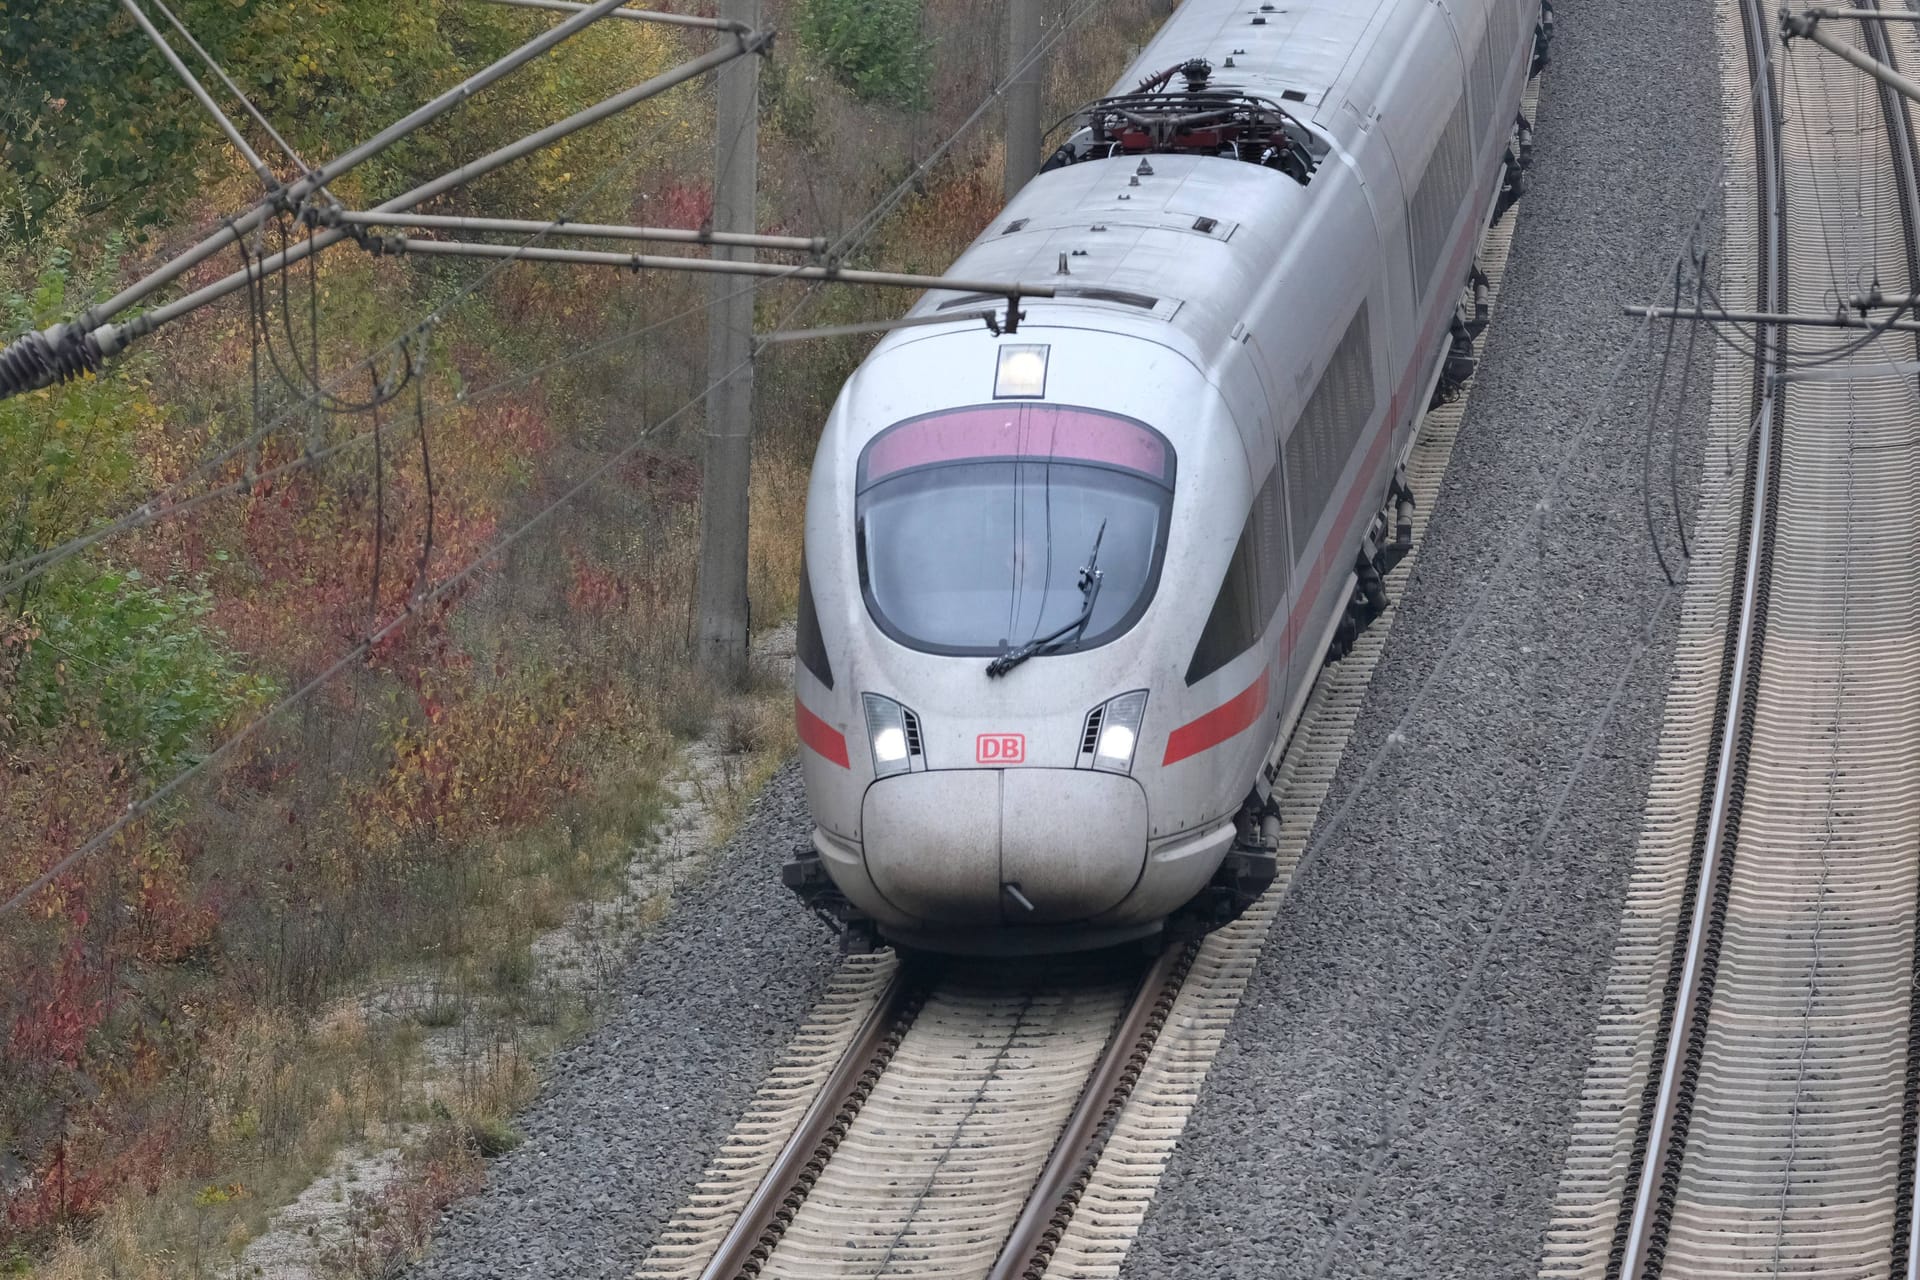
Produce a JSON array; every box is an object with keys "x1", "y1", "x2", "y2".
[{"x1": 0, "y1": 0, "x2": 1163, "y2": 1269}]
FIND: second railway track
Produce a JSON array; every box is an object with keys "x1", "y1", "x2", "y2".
[{"x1": 1545, "y1": 0, "x2": 1920, "y2": 1274}]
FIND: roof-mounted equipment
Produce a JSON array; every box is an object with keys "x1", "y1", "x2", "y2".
[{"x1": 1041, "y1": 77, "x2": 1327, "y2": 186}]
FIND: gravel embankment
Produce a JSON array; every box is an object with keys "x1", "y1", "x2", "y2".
[
  {"x1": 408, "y1": 0, "x2": 1722, "y2": 1274},
  {"x1": 1118, "y1": 0, "x2": 1722, "y2": 1275},
  {"x1": 406, "y1": 769, "x2": 838, "y2": 1280}
]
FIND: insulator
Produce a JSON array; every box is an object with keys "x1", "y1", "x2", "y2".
[{"x1": 0, "y1": 326, "x2": 102, "y2": 398}]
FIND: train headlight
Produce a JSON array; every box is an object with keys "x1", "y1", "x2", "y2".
[
  {"x1": 1092, "y1": 690, "x2": 1147, "y2": 774},
  {"x1": 862, "y1": 693, "x2": 913, "y2": 777},
  {"x1": 994, "y1": 343, "x2": 1050, "y2": 398}
]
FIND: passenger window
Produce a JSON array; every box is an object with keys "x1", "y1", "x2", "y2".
[
  {"x1": 1406, "y1": 91, "x2": 1472, "y2": 301},
  {"x1": 1284, "y1": 303, "x2": 1376, "y2": 553},
  {"x1": 1470, "y1": 34, "x2": 1495, "y2": 139}
]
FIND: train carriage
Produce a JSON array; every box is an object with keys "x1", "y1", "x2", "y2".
[{"x1": 786, "y1": 0, "x2": 1548, "y2": 952}]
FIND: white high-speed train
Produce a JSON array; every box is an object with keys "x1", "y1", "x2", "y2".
[{"x1": 784, "y1": 0, "x2": 1549, "y2": 953}]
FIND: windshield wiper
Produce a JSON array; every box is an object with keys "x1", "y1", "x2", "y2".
[{"x1": 987, "y1": 520, "x2": 1105, "y2": 678}]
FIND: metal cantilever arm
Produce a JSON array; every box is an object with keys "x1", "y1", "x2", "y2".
[
  {"x1": 0, "y1": 32, "x2": 771, "y2": 400},
  {"x1": 0, "y1": 0, "x2": 689, "y2": 399},
  {"x1": 1784, "y1": 8, "x2": 1920, "y2": 106}
]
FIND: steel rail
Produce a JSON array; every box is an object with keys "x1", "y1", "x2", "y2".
[
  {"x1": 1612, "y1": 0, "x2": 1788, "y2": 1270},
  {"x1": 985, "y1": 942, "x2": 1195, "y2": 1280},
  {"x1": 1856, "y1": 5, "x2": 1920, "y2": 1271},
  {"x1": 693, "y1": 945, "x2": 1191, "y2": 1280},
  {"x1": 695, "y1": 963, "x2": 927, "y2": 1280}
]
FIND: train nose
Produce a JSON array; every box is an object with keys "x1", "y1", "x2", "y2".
[{"x1": 861, "y1": 769, "x2": 1148, "y2": 925}]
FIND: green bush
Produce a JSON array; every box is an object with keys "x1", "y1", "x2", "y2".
[
  {"x1": 0, "y1": 222, "x2": 149, "y2": 561},
  {"x1": 796, "y1": 0, "x2": 932, "y2": 109},
  {"x1": 8, "y1": 569, "x2": 272, "y2": 776}
]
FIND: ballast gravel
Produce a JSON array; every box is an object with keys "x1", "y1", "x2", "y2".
[
  {"x1": 1118, "y1": 0, "x2": 1723, "y2": 1276},
  {"x1": 406, "y1": 0, "x2": 1723, "y2": 1274},
  {"x1": 405, "y1": 768, "x2": 842, "y2": 1280}
]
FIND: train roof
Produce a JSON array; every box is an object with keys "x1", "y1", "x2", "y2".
[
  {"x1": 891, "y1": 0, "x2": 1434, "y2": 371},
  {"x1": 899, "y1": 150, "x2": 1304, "y2": 372},
  {"x1": 1117, "y1": 0, "x2": 1395, "y2": 116}
]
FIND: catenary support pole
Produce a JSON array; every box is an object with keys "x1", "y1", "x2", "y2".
[
  {"x1": 1003, "y1": 0, "x2": 1044, "y2": 198},
  {"x1": 696, "y1": 0, "x2": 762, "y2": 681}
]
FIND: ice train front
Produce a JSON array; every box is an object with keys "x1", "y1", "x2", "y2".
[{"x1": 785, "y1": 324, "x2": 1274, "y2": 954}]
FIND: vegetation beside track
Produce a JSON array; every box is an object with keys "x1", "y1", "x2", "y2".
[{"x1": 0, "y1": 0, "x2": 1163, "y2": 1272}]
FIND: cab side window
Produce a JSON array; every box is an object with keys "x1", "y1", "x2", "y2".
[
  {"x1": 796, "y1": 561, "x2": 834, "y2": 689},
  {"x1": 1186, "y1": 464, "x2": 1290, "y2": 685}
]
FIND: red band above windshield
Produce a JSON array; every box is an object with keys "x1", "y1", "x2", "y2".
[{"x1": 860, "y1": 405, "x2": 1172, "y2": 488}]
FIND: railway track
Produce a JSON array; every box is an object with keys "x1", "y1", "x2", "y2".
[
  {"x1": 1544, "y1": 0, "x2": 1920, "y2": 1274},
  {"x1": 631, "y1": 945, "x2": 1191, "y2": 1280}
]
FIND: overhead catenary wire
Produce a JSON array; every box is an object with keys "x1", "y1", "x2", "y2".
[
  {"x1": 749, "y1": 0, "x2": 1110, "y2": 354},
  {"x1": 349, "y1": 233, "x2": 1057, "y2": 299},
  {"x1": 71, "y1": 31, "x2": 773, "y2": 368},
  {"x1": 1643, "y1": 259, "x2": 1687, "y2": 587},
  {"x1": 0, "y1": 0, "x2": 1099, "y2": 590},
  {"x1": 826, "y1": 0, "x2": 1106, "y2": 260},
  {"x1": 329, "y1": 210, "x2": 827, "y2": 253},
  {"x1": 1666, "y1": 270, "x2": 1703, "y2": 559},
  {"x1": 0, "y1": 0, "x2": 677, "y2": 398},
  {"x1": 0, "y1": 269, "x2": 799, "y2": 602},
  {"x1": 0, "y1": 33, "x2": 777, "y2": 593},
  {"x1": 116, "y1": 0, "x2": 277, "y2": 190},
  {"x1": 251, "y1": 214, "x2": 417, "y2": 417},
  {"x1": 144, "y1": 0, "x2": 319, "y2": 182},
  {"x1": 471, "y1": 0, "x2": 753, "y2": 31}
]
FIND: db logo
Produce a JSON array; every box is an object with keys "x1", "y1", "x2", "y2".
[{"x1": 976, "y1": 733, "x2": 1025, "y2": 764}]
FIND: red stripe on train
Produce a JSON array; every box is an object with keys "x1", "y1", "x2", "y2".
[
  {"x1": 796, "y1": 698, "x2": 851, "y2": 768},
  {"x1": 1163, "y1": 673, "x2": 1270, "y2": 766},
  {"x1": 1165, "y1": 162, "x2": 1496, "y2": 766}
]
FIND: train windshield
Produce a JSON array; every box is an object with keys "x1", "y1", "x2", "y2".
[{"x1": 855, "y1": 405, "x2": 1176, "y2": 657}]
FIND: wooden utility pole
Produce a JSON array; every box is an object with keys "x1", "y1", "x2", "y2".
[
  {"x1": 1003, "y1": 0, "x2": 1044, "y2": 198},
  {"x1": 695, "y1": 0, "x2": 761, "y2": 680}
]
